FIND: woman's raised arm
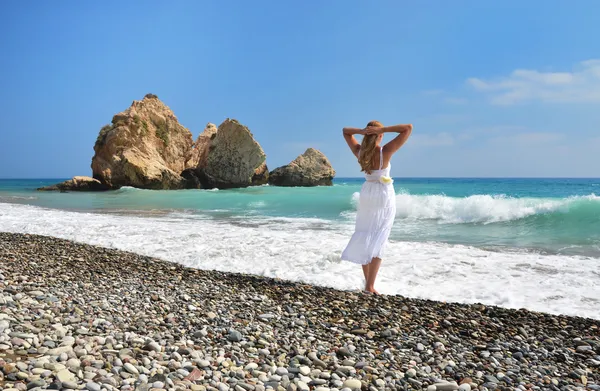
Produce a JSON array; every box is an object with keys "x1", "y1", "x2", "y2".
[{"x1": 343, "y1": 127, "x2": 366, "y2": 157}]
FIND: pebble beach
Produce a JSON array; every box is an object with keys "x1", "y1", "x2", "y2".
[{"x1": 1, "y1": 232, "x2": 598, "y2": 391}]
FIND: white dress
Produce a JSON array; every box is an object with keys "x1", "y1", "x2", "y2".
[{"x1": 341, "y1": 148, "x2": 396, "y2": 265}]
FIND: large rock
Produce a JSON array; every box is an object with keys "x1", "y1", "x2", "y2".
[
  {"x1": 197, "y1": 119, "x2": 268, "y2": 189},
  {"x1": 37, "y1": 176, "x2": 110, "y2": 192},
  {"x1": 187, "y1": 123, "x2": 217, "y2": 170},
  {"x1": 91, "y1": 94, "x2": 194, "y2": 190},
  {"x1": 268, "y1": 148, "x2": 335, "y2": 187}
]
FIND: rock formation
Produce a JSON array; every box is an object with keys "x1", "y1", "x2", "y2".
[
  {"x1": 37, "y1": 176, "x2": 110, "y2": 192},
  {"x1": 268, "y1": 148, "x2": 335, "y2": 187},
  {"x1": 187, "y1": 123, "x2": 217, "y2": 170},
  {"x1": 91, "y1": 94, "x2": 194, "y2": 190},
  {"x1": 196, "y1": 119, "x2": 268, "y2": 189}
]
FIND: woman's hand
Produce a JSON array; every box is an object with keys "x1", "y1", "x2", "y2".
[{"x1": 364, "y1": 126, "x2": 384, "y2": 135}]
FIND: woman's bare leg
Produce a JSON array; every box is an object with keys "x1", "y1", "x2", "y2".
[
  {"x1": 365, "y1": 257, "x2": 382, "y2": 294},
  {"x1": 362, "y1": 264, "x2": 370, "y2": 290}
]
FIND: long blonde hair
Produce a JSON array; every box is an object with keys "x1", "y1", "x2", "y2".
[{"x1": 358, "y1": 120, "x2": 383, "y2": 174}]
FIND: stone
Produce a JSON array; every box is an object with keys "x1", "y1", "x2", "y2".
[
  {"x1": 268, "y1": 148, "x2": 335, "y2": 187},
  {"x1": 342, "y1": 379, "x2": 361, "y2": 390},
  {"x1": 26, "y1": 379, "x2": 47, "y2": 389},
  {"x1": 62, "y1": 380, "x2": 78, "y2": 389},
  {"x1": 86, "y1": 382, "x2": 102, "y2": 391},
  {"x1": 576, "y1": 345, "x2": 592, "y2": 353},
  {"x1": 434, "y1": 382, "x2": 459, "y2": 391},
  {"x1": 124, "y1": 362, "x2": 139, "y2": 375},
  {"x1": 91, "y1": 94, "x2": 194, "y2": 190},
  {"x1": 66, "y1": 358, "x2": 81, "y2": 369},
  {"x1": 56, "y1": 368, "x2": 75, "y2": 382},
  {"x1": 47, "y1": 345, "x2": 74, "y2": 356},
  {"x1": 228, "y1": 329, "x2": 243, "y2": 342},
  {"x1": 9, "y1": 332, "x2": 35, "y2": 339},
  {"x1": 16, "y1": 371, "x2": 29, "y2": 380},
  {"x1": 37, "y1": 176, "x2": 109, "y2": 192},
  {"x1": 144, "y1": 341, "x2": 161, "y2": 352},
  {"x1": 245, "y1": 363, "x2": 259, "y2": 371},
  {"x1": 196, "y1": 119, "x2": 268, "y2": 188},
  {"x1": 297, "y1": 382, "x2": 309, "y2": 391}
]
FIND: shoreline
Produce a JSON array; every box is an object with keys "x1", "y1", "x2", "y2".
[{"x1": 0, "y1": 232, "x2": 599, "y2": 391}]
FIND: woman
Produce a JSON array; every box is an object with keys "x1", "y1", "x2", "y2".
[{"x1": 341, "y1": 120, "x2": 413, "y2": 294}]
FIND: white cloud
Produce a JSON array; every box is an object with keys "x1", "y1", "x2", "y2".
[{"x1": 467, "y1": 59, "x2": 600, "y2": 105}]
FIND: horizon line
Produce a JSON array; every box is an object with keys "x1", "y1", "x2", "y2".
[{"x1": 1, "y1": 176, "x2": 599, "y2": 180}]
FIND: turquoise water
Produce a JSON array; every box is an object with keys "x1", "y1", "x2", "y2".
[
  {"x1": 1, "y1": 177, "x2": 599, "y2": 257},
  {"x1": 2, "y1": 177, "x2": 599, "y2": 318}
]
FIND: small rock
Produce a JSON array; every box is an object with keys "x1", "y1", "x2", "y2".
[
  {"x1": 124, "y1": 362, "x2": 139, "y2": 375},
  {"x1": 228, "y1": 330, "x2": 243, "y2": 342},
  {"x1": 62, "y1": 381, "x2": 79, "y2": 389},
  {"x1": 56, "y1": 369, "x2": 75, "y2": 382},
  {"x1": 342, "y1": 379, "x2": 361, "y2": 390},
  {"x1": 434, "y1": 382, "x2": 458, "y2": 391},
  {"x1": 145, "y1": 341, "x2": 161, "y2": 352},
  {"x1": 86, "y1": 382, "x2": 102, "y2": 391},
  {"x1": 26, "y1": 379, "x2": 47, "y2": 389},
  {"x1": 245, "y1": 363, "x2": 259, "y2": 371}
]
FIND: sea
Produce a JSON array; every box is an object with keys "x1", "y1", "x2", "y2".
[{"x1": 0, "y1": 178, "x2": 599, "y2": 319}]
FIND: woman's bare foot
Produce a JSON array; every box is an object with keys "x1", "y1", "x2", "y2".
[{"x1": 365, "y1": 286, "x2": 380, "y2": 295}]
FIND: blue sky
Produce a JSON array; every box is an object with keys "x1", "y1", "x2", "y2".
[{"x1": 1, "y1": 1, "x2": 599, "y2": 178}]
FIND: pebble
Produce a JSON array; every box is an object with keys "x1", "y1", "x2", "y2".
[
  {"x1": 145, "y1": 341, "x2": 161, "y2": 352},
  {"x1": 434, "y1": 382, "x2": 459, "y2": 391},
  {"x1": 245, "y1": 362, "x2": 259, "y2": 371},
  {"x1": 124, "y1": 362, "x2": 139, "y2": 375},
  {"x1": 62, "y1": 381, "x2": 79, "y2": 389},
  {"x1": 342, "y1": 379, "x2": 361, "y2": 390},
  {"x1": 56, "y1": 369, "x2": 75, "y2": 382},
  {"x1": 297, "y1": 382, "x2": 309, "y2": 391},
  {"x1": 0, "y1": 233, "x2": 597, "y2": 391},
  {"x1": 228, "y1": 330, "x2": 243, "y2": 342},
  {"x1": 27, "y1": 379, "x2": 47, "y2": 389},
  {"x1": 85, "y1": 382, "x2": 102, "y2": 391}
]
